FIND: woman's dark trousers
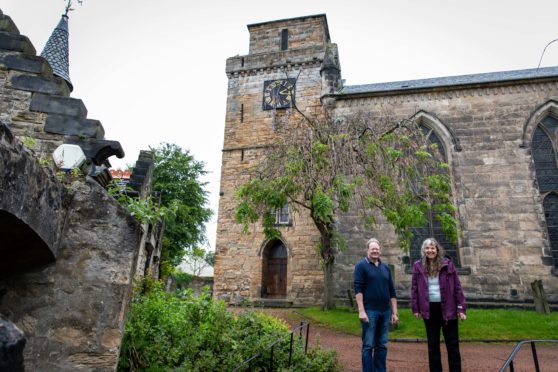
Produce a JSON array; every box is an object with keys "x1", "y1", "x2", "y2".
[{"x1": 423, "y1": 302, "x2": 461, "y2": 372}]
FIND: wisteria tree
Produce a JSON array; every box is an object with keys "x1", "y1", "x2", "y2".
[{"x1": 235, "y1": 95, "x2": 456, "y2": 309}]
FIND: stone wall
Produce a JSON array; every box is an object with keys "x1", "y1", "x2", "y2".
[
  {"x1": 333, "y1": 82, "x2": 558, "y2": 303},
  {"x1": 0, "y1": 177, "x2": 141, "y2": 370},
  {"x1": 0, "y1": 8, "x2": 161, "y2": 370}
]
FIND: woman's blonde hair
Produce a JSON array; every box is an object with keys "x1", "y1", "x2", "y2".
[{"x1": 421, "y1": 238, "x2": 445, "y2": 277}]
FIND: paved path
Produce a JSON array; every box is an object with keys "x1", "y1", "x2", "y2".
[{"x1": 261, "y1": 309, "x2": 558, "y2": 371}]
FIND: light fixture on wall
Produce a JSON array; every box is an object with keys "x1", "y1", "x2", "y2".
[{"x1": 52, "y1": 144, "x2": 86, "y2": 170}]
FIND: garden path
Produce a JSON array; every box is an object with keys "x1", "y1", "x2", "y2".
[{"x1": 263, "y1": 309, "x2": 558, "y2": 371}]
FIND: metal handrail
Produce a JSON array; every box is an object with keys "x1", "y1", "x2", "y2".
[
  {"x1": 232, "y1": 321, "x2": 310, "y2": 372},
  {"x1": 499, "y1": 339, "x2": 558, "y2": 372}
]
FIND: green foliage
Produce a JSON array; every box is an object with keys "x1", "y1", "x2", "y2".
[
  {"x1": 151, "y1": 143, "x2": 213, "y2": 268},
  {"x1": 312, "y1": 187, "x2": 335, "y2": 223},
  {"x1": 39, "y1": 156, "x2": 52, "y2": 168},
  {"x1": 173, "y1": 270, "x2": 193, "y2": 289},
  {"x1": 107, "y1": 181, "x2": 169, "y2": 225},
  {"x1": 21, "y1": 136, "x2": 36, "y2": 150},
  {"x1": 118, "y1": 281, "x2": 340, "y2": 371}
]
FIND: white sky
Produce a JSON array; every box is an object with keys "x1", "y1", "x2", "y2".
[{"x1": 3, "y1": 0, "x2": 558, "y2": 255}]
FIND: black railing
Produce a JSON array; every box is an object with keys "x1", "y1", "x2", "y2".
[
  {"x1": 499, "y1": 339, "x2": 558, "y2": 372},
  {"x1": 232, "y1": 321, "x2": 310, "y2": 372}
]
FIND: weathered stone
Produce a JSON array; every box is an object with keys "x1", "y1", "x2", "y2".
[
  {"x1": 0, "y1": 31, "x2": 35, "y2": 55},
  {"x1": 64, "y1": 137, "x2": 125, "y2": 165},
  {"x1": 0, "y1": 315, "x2": 25, "y2": 372},
  {"x1": 0, "y1": 53, "x2": 51, "y2": 75},
  {"x1": 44, "y1": 114, "x2": 103, "y2": 138},
  {"x1": 30, "y1": 93, "x2": 87, "y2": 118},
  {"x1": 0, "y1": 123, "x2": 64, "y2": 277},
  {"x1": 0, "y1": 10, "x2": 164, "y2": 371},
  {"x1": 9, "y1": 72, "x2": 67, "y2": 96}
]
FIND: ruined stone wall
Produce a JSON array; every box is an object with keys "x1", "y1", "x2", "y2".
[
  {"x1": 0, "y1": 178, "x2": 141, "y2": 370},
  {"x1": 333, "y1": 81, "x2": 558, "y2": 303},
  {"x1": 0, "y1": 9, "x2": 156, "y2": 370}
]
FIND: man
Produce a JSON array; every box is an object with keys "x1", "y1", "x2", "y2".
[{"x1": 354, "y1": 238, "x2": 398, "y2": 372}]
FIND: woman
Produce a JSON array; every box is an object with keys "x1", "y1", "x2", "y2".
[{"x1": 411, "y1": 238, "x2": 466, "y2": 372}]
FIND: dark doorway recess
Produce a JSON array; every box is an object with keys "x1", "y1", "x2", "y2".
[
  {"x1": 262, "y1": 239, "x2": 287, "y2": 298},
  {"x1": 0, "y1": 210, "x2": 55, "y2": 278}
]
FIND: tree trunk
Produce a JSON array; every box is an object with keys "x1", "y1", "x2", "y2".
[
  {"x1": 323, "y1": 255, "x2": 335, "y2": 310},
  {"x1": 313, "y1": 220, "x2": 336, "y2": 310}
]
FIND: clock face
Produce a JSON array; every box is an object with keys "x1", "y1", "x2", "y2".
[{"x1": 262, "y1": 78, "x2": 296, "y2": 110}]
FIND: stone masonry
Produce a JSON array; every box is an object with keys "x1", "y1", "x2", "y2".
[
  {"x1": 0, "y1": 9, "x2": 163, "y2": 370},
  {"x1": 215, "y1": 14, "x2": 558, "y2": 307}
]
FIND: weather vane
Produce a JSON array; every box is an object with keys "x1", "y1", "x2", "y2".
[{"x1": 64, "y1": 0, "x2": 84, "y2": 17}]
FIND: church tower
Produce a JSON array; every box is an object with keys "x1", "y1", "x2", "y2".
[{"x1": 214, "y1": 15, "x2": 341, "y2": 305}]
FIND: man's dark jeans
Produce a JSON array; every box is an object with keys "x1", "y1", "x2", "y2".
[
  {"x1": 361, "y1": 309, "x2": 391, "y2": 372},
  {"x1": 424, "y1": 302, "x2": 461, "y2": 372}
]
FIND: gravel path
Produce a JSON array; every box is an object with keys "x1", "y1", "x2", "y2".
[{"x1": 259, "y1": 309, "x2": 558, "y2": 371}]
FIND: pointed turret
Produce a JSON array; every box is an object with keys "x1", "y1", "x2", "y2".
[{"x1": 41, "y1": 15, "x2": 73, "y2": 92}]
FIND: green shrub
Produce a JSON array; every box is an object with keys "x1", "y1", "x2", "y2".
[
  {"x1": 173, "y1": 270, "x2": 193, "y2": 290},
  {"x1": 118, "y1": 281, "x2": 340, "y2": 371}
]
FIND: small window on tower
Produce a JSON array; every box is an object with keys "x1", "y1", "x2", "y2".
[
  {"x1": 275, "y1": 203, "x2": 290, "y2": 225},
  {"x1": 281, "y1": 29, "x2": 288, "y2": 51}
]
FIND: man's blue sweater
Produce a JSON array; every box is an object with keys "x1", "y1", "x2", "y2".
[{"x1": 353, "y1": 257, "x2": 396, "y2": 312}]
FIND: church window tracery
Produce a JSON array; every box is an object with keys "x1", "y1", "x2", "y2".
[
  {"x1": 409, "y1": 123, "x2": 459, "y2": 266},
  {"x1": 532, "y1": 115, "x2": 558, "y2": 267}
]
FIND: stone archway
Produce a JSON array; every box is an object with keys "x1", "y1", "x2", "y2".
[
  {"x1": 0, "y1": 124, "x2": 65, "y2": 278},
  {"x1": 0, "y1": 210, "x2": 55, "y2": 279},
  {"x1": 261, "y1": 239, "x2": 288, "y2": 298}
]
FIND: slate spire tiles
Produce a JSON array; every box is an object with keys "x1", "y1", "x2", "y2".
[{"x1": 40, "y1": 15, "x2": 73, "y2": 92}]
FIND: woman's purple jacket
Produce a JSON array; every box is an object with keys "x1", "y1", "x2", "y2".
[{"x1": 411, "y1": 258, "x2": 466, "y2": 321}]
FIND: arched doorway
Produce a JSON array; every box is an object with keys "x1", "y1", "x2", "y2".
[
  {"x1": 261, "y1": 239, "x2": 288, "y2": 298},
  {"x1": 0, "y1": 209, "x2": 55, "y2": 279}
]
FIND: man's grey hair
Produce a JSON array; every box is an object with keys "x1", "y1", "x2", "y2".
[{"x1": 366, "y1": 238, "x2": 381, "y2": 249}]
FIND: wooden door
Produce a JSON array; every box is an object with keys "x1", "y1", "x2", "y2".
[{"x1": 267, "y1": 257, "x2": 287, "y2": 297}]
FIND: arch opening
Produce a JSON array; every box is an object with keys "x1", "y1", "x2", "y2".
[
  {"x1": 261, "y1": 238, "x2": 288, "y2": 298},
  {"x1": 0, "y1": 209, "x2": 55, "y2": 279}
]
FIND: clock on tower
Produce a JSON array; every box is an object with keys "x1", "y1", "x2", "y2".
[{"x1": 262, "y1": 78, "x2": 296, "y2": 110}]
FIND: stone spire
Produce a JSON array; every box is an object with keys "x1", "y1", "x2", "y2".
[{"x1": 41, "y1": 15, "x2": 73, "y2": 92}]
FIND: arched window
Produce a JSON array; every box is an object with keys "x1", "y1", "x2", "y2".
[
  {"x1": 409, "y1": 125, "x2": 459, "y2": 265},
  {"x1": 532, "y1": 115, "x2": 558, "y2": 267}
]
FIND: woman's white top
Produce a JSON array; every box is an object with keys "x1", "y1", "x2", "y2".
[{"x1": 428, "y1": 275, "x2": 441, "y2": 302}]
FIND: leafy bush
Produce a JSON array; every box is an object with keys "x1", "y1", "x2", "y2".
[
  {"x1": 118, "y1": 281, "x2": 340, "y2": 371},
  {"x1": 173, "y1": 270, "x2": 193, "y2": 290}
]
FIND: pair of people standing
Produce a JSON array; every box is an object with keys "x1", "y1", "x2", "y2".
[{"x1": 354, "y1": 237, "x2": 466, "y2": 372}]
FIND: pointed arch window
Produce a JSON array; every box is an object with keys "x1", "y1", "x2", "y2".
[
  {"x1": 532, "y1": 115, "x2": 558, "y2": 267},
  {"x1": 409, "y1": 125, "x2": 459, "y2": 265}
]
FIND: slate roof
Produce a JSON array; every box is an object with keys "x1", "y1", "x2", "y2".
[
  {"x1": 341, "y1": 66, "x2": 558, "y2": 96},
  {"x1": 40, "y1": 15, "x2": 72, "y2": 91}
]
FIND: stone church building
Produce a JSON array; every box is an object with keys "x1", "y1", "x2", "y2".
[{"x1": 214, "y1": 14, "x2": 558, "y2": 307}]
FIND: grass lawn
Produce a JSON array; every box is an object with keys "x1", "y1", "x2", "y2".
[{"x1": 296, "y1": 307, "x2": 558, "y2": 340}]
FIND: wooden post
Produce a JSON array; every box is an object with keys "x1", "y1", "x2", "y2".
[
  {"x1": 531, "y1": 280, "x2": 550, "y2": 314},
  {"x1": 347, "y1": 289, "x2": 357, "y2": 312}
]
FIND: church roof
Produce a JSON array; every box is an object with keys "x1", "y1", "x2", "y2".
[
  {"x1": 341, "y1": 66, "x2": 558, "y2": 96},
  {"x1": 41, "y1": 15, "x2": 73, "y2": 92}
]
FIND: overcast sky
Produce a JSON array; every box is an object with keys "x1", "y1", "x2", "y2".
[{"x1": 3, "y1": 0, "x2": 558, "y2": 254}]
